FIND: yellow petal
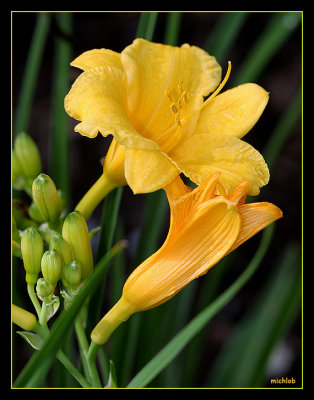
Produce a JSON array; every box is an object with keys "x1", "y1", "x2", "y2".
[
  {"x1": 65, "y1": 69, "x2": 158, "y2": 150},
  {"x1": 165, "y1": 173, "x2": 221, "y2": 237},
  {"x1": 70, "y1": 48, "x2": 122, "y2": 73},
  {"x1": 124, "y1": 147, "x2": 179, "y2": 194},
  {"x1": 196, "y1": 83, "x2": 269, "y2": 139},
  {"x1": 121, "y1": 38, "x2": 222, "y2": 150},
  {"x1": 228, "y1": 202, "x2": 283, "y2": 253},
  {"x1": 123, "y1": 197, "x2": 241, "y2": 310},
  {"x1": 169, "y1": 133, "x2": 269, "y2": 196}
]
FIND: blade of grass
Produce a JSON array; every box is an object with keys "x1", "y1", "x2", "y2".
[
  {"x1": 86, "y1": 187, "x2": 123, "y2": 336},
  {"x1": 263, "y1": 88, "x2": 301, "y2": 170},
  {"x1": 233, "y1": 12, "x2": 301, "y2": 85},
  {"x1": 13, "y1": 242, "x2": 125, "y2": 388},
  {"x1": 203, "y1": 12, "x2": 248, "y2": 63},
  {"x1": 50, "y1": 12, "x2": 72, "y2": 206},
  {"x1": 207, "y1": 243, "x2": 301, "y2": 387},
  {"x1": 119, "y1": 189, "x2": 169, "y2": 386},
  {"x1": 178, "y1": 253, "x2": 235, "y2": 386},
  {"x1": 163, "y1": 12, "x2": 182, "y2": 45},
  {"x1": 13, "y1": 13, "x2": 51, "y2": 136},
  {"x1": 136, "y1": 12, "x2": 158, "y2": 41},
  {"x1": 127, "y1": 224, "x2": 275, "y2": 388}
]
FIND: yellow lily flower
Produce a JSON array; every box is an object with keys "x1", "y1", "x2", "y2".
[
  {"x1": 65, "y1": 39, "x2": 270, "y2": 218},
  {"x1": 91, "y1": 173, "x2": 282, "y2": 345}
]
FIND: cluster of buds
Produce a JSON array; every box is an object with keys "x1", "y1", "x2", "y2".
[
  {"x1": 12, "y1": 132, "x2": 93, "y2": 302},
  {"x1": 20, "y1": 210, "x2": 93, "y2": 298}
]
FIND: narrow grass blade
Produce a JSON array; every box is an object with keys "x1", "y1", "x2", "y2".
[
  {"x1": 13, "y1": 13, "x2": 51, "y2": 136},
  {"x1": 204, "y1": 12, "x2": 248, "y2": 63},
  {"x1": 234, "y1": 12, "x2": 301, "y2": 85},
  {"x1": 50, "y1": 12, "x2": 72, "y2": 206},
  {"x1": 127, "y1": 225, "x2": 275, "y2": 388},
  {"x1": 13, "y1": 242, "x2": 125, "y2": 388},
  {"x1": 136, "y1": 12, "x2": 158, "y2": 41},
  {"x1": 163, "y1": 12, "x2": 182, "y2": 45},
  {"x1": 86, "y1": 187, "x2": 123, "y2": 336},
  {"x1": 207, "y1": 243, "x2": 301, "y2": 387},
  {"x1": 263, "y1": 88, "x2": 301, "y2": 170}
]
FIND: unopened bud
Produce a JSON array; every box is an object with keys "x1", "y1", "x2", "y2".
[
  {"x1": 28, "y1": 201, "x2": 45, "y2": 224},
  {"x1": 36, "y1": 278, "x2": 54, "y2": 299},
  {"x1": 62, "y1": 211, "x2": 93, "y2": 280},
  {"x1": 12, "y1": 304, "x2": 37, "y2": 331},
  {"x1": 12, "y1": 149, "x2": 27, "y2": 190},
  {"x1": 21, "y1": 227, "x2": 44, "y2": 285},
  {"x1": 32, "y1": 173, "x2": 62, "y2": 228},
  {"x1": 62, "y1": 260, "x2": 82, "y2": 289},
  {"x1": 49, "y1": 233, "x2": 73, "y2": 266},
  {"x1": 41, "y1": 249, "x2": 62, "y2": 288},
  {"x1": 14, "y1": 132, "x2": 42, "y2": 181}
]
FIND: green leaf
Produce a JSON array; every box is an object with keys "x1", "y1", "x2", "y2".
[
  {"x1": 105, "y1": 360, "x2": 118, "y2": 388},
  {"x1": 17, "y1": 331, "x2": 44, "y2": 351},
  {"x1": 13, "y1": 242, "x2": 125, "y2": 388},
  {"x1": 204, "y1": 12, "x2": 248, "y2": 63},
  {"x1": 136, "y1": 12, "x2": 158, "y2": 40},
  {"x1": 14, "y1": 13, "x2": 51, "y2": 136},
  {"x1": 233, "y1": 12, "x2": 301, "y2": 85},
  {"x1": 127, "y1": 225, "x2": 275, "y2": 388},
  {"x1": 50, "y1": 12, "x2": 72, "y2": 206},
  {"x1": 207, "y1": 242, "x2": 301, "y2": 387}
]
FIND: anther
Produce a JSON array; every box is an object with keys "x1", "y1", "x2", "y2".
[
  {"x1": 175, "y1": 114, "x2": 182, "y2": 126},
  {"x1": 166, "y1": 88, "x2": 174, "y2": 103},
  {"x1": 170, "y1": 103, "x2": 178, "y2": 113}
]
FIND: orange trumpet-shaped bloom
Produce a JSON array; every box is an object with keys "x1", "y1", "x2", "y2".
[{"x1": 91, "y1": 174, "x2": 282, "y2": 345}]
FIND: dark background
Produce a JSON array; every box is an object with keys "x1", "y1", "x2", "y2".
[{"x1": 12, "y1": 11, "x2": 302, "y2": 388}]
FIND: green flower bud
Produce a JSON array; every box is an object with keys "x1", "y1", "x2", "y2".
[
  {"x1": 41, "y1": 249, "x2": 62, "y2": 288},
  {"x1": 12, "y1": 149, "x2": 26, "y2": 190},
  {"x1": 21, "y1": 227, "x2": 44, "y2": 285},
  {"x1": 12, "y1": 216, "x2": 20, "y2": 244},
  {"x1": 14, "y1": 132, "x2": 42, "y2": 180},
  {"x1": 62, "y1": 211, "x2": 93, "y2": 280},
  {"x1": 62, "y1": 260, "x2": 82, "y2": 289},
  {"x1": 49, "y1": 233, "x2": 73, "y2": 266},
  {"x1": 32, "y1": 173, "x2": 62, "y2": 228},
  {"x1": 36, "y1": 278, "x2": 54, "y2": 299},
  {"x1": 28, "y1": 201, "x2": 45, "y2": 224},
  {"x1": 12, "y1": 304, "x2": 37, "y2": 331}
]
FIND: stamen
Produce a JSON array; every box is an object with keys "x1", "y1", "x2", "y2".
[
  {"x1": 178, "y1": 81, "x2": 184, "y2": 94},
  {"x1": 166, "y1": 88, "x2": 174, "y2": 103},
  {"x1": 206, "y1": 61, "x2": 232, "y2": 104},
  {"x1": 175, "y1": 114, "x2": 182, "y2": 126},
  {"x1": 170, "y1": 103, "x2": 178, "y2": 113},
  {"x1": 166, "y1": 82, "x2": 188, "y2": 126}
]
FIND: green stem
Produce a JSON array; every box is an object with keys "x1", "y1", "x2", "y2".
[
  {"x1": 39, "y1": 301, "x2": 49, "y2": 328},
  {"x1": 87, "y1": 341, "x2": 102, "y2": 388},
  {"x1": 33, "y1": 323, "x2": 92, "y2": 388},
  {"x1": 74, "y1": 316, "x2": 91, "y2": 380},
  {"x1": 27, "y1": 283, "x2": 41, "y2": 318},
  {"x1": 75, "y1": 173, "x2": 117, "y2": 220},
  {"x1": 56, "y1": 350, "x2": 92, "y2": 388}
]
